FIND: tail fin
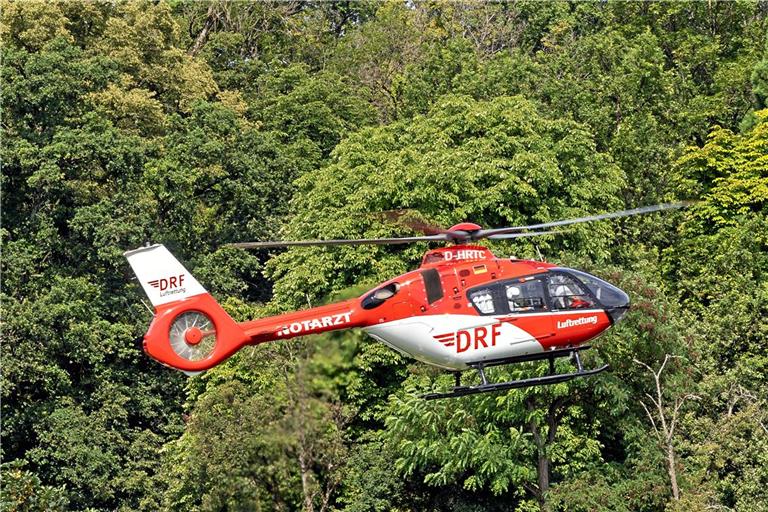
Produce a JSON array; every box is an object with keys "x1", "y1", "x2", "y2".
[
  {"x1": 124, "y1": 244, "x2": 207, "y2": 306},
  {"x1": 124, "y1": 244, "x2": 249, "y2": 373}
]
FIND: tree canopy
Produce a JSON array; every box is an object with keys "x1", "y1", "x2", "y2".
[{"x1": 2, "y1": 1, "x2": 767, "y2": 511}]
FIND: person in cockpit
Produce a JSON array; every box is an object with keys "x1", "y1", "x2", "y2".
[{"x1": 471, "y1": 290, "x2": 495, "y2": 314}]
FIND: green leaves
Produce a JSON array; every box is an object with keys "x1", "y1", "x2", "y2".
[
  {"x1": 0, "y1": 460, "x2": 70, "y2": 512},
  {"x1": 269, "y1": 94, "x2": 624, "y2": 305},
  {"x1": 4, "y1": 2, "x2": 768, "y2": 511}
]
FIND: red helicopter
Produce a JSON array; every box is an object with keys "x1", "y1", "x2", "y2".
[{"x1": 125, "y1": 203, "x2": 686, "y2": 399}]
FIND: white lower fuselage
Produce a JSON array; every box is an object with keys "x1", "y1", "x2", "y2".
[{"x1": 364, "y1": 311, "x2": 607, "y2": 370}]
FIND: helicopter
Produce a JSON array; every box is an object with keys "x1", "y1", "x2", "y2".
[{"x1": 125, "y1": 202, "x2": 687, "y2": 399}]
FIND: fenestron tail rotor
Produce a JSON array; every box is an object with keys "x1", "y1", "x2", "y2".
[
  {"x1": 169, "y1": 311, "x2": 217, "y2": 361},
  {"x1": 228, "y1": 202, "x2": 692, "y2": 249}
]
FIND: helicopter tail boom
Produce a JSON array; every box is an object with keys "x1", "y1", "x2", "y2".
[
  {"x1": 125, "y1": 245, "x2": 368, "y2": 373},
  {"x1": 240, "y1": 299, "x2": 364, "y2": 343}
]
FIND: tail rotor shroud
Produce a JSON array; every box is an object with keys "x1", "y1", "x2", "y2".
[
  {"x1": 124, "y1": 244, "x2": 249, "y2": 371},
  {"x1": 169, "y1": 311, "x2": 217, "y2": 361}
]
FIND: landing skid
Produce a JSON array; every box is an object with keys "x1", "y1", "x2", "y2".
[{"x1": 422, "y1": 346, "x2": 608, "y2": 400}]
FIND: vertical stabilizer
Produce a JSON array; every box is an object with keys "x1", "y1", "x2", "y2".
[{"x1": 124, "y1": 244, "x2": 206, "y2": 307}]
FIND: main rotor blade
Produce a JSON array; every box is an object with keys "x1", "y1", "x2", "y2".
[
  {"x1": 229, "y1": 234, "x2": 450, "y2": 249},
  {"x1": 475, "y1": 202, "x2": 692, "y2": 239},
  {"x1": 487, "y1": 230, "x2": 562, "y2": 240},
  {"x1": 377, "y1": 210, "x2": 453, "y2": 235}
]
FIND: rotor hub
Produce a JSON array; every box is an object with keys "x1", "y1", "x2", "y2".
[
  {"x1": 184, "y1": 326, "x2": 203, "y2": 345},
  {"x1": 448, "y1": 222, "x2": 482, "y2": 233}
]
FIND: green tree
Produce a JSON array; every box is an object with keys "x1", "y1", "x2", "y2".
[
  {"x1": 4, "y1": 2, "x2": 768, "y2": 511},
  {"x1": 250, "y1": 64, "x2": 377, "y2": 161},
  {"x1": 0, "y1": 2, "x2": 296, "y2": 509},
  {"x1": 666, "y1": 109, "x2": 768, "y2": 510},
  {"x1": 0, "y1": 460, "x2": 69, "y2": 512},
  {"x1": 267, "y1": 94, "x2": 624, "y2": 307}
]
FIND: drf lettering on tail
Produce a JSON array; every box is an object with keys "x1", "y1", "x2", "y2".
[{"x1": 148, "y1": 274, "x2": 186, "y2": 291}]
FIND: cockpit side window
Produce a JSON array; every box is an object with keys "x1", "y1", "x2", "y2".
[
  {"x1": 548, "y1": 274, "x2": 595, "y2": 310},
  {"x1": 468, "y1": 276, "x2": 549, "y2": 315}
]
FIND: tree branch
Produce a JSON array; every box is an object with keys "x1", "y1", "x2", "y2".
[{"x1": 188, "y1": 2, "x2": 221, "y2": 57}]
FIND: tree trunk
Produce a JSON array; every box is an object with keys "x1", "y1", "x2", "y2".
[
  {"x1": 299, "y1": 451, "x2": 314, "y2": 512},
  {"x1": 537, "y1": 451, "x2": 551, "y2": 511},
  {"x1": 667, "y1": 442, "x2": 680, "y2": 500},
  {"x1": 526, "y1": 396, "x2": 562, "y2": 512},
  {"x1": 634, "y1": 356, "x2": 698, "y2": 503},
  {"x1": 188, "y1": 3, "x2": 219, "y2": 56}
]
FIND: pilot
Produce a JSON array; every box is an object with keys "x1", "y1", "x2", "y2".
[
  {"x1": 550, "y1": 283, "x2": 570, "y2": 309},
  {"x1": 507, "y1": 286, "x2": 533, "y2": 312},
  {"x1": 569, "y1": 295, "x2": 592, "y2": 308},
  {"x1": 551, "y1": 283, "x2": 591, "y2": 309},
  {"x1": 471, "y1": 291, "x2": 495, "y2": 314}
]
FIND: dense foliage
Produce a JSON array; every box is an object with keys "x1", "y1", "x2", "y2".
[{"x1": 2, "y1": 1, "x2": 767, "y2": 511}]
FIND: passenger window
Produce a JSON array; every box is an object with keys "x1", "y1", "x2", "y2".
[
  {"x1": 505, "y1": 280, "x2": 547, "y2": 313},
  {"x1": 469, "y1": 288, "x2": 496, "y2": 315},
  {"x1": 421, "y1": 269, "x2": 444, "y2": 304},
  {"x1": 548, "y1": 274, "x2": 595, "y2": 310}
]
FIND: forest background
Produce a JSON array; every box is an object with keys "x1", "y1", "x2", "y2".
[{"x1": 2, "y1": 1, "x2": 768, "y2": 511}]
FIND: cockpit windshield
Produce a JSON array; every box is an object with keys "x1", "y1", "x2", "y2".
[{"x1": 559, "y1": 268, "x2": 630, "y2": 309}]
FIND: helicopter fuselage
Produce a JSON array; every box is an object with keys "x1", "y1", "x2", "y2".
[{"x1": 133, "y1": 244, "x2": 629, "y2": 373}]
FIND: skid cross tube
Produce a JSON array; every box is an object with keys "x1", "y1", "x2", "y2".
[{"x1": 422, "y1": 346, "x2": 608, "y2": 400}]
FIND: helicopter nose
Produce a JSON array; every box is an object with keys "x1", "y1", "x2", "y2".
[
  {"x1": 606, "y1": 290, "x2": 630, "y2": 323},
  {"x1": 598, "y1": 282, "x2": 630, "y2": 323},
  {"x1": 562, "y1": 268, "x2": 630, "y2": 324}
]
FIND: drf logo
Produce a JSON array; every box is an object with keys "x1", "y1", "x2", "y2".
[
  {"x1": 434, "y1": 324, "x2": 502, "y2": 353},
  {"x1": 148, "y1": 274, "x2": 185, "y2": 291}
]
